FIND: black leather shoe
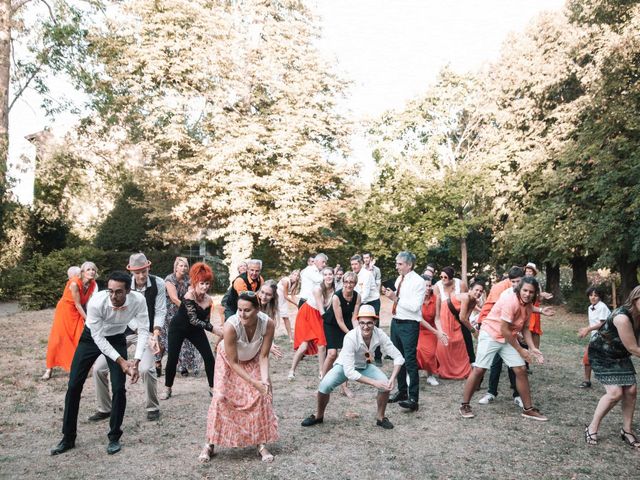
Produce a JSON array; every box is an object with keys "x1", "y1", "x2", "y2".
[
  {"x1": 398, "y1": 399, "x2": 419, "y2": 411},
  {"x1": 88, "y1": 411, "x2": 110, "y2": 422},
  {"x1": 388, "y1": 391, "x2": 408, "y2": 403},
  {"x1": 376, "y1": 417, "x2": 394, "y2": 429},
  {"x1": 107, "y1": 440, "x2": 121, "y2": 455},
  {"x1": 301, "y1": 414, "x2": 324, "y2": 427},
  {"x1": 51, "y1": 439, "x2": 75, "y2": 456},
  {"x1": 147, "y1": 410, "x2": 160, "y2": 421}
]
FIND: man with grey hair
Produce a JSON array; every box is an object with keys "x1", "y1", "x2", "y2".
[
  {"x1": 224, "y1": 258, "x2": 264, "y2": 319},
  {"x1": 383, "y1": 251, "x2": 425, "y2": 412},
  {"x1": 299, "y1": 253, "x2": 328, "y2": 307}
]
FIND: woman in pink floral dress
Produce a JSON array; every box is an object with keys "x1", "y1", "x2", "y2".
[{"x1": 199, "y1": 291, "x2": 278, "y2": 463}]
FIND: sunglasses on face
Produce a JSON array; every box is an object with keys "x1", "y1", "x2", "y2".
[
  {"x1": 240, "y1": 290, "x2": 257, "y2": 297},
  {"x1": 440, "y1": 275, "x2": 448, "y2": 280}
]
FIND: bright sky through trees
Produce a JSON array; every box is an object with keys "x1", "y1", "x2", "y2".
[{"x1": 9, "y1": 0, "x2": 564, "y2": 200}]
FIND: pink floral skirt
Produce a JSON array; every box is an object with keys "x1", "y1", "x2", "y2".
[{"x1": 206, "y1": 342, "x2": 279, "y2": 447}]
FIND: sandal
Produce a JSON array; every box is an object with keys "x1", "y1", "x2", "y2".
[
  {"x1": 198, "y1": 443, "x2": 214, "y2": 463},
  {"x1": 584, "y1": 425, "x2": 598, "y2": 446},
  {"x1": 161, "y1": 388, "x2": 172, "y2": 400},
  {"x1": 287, "y1": 371, "x2": 295, "y2": 382},
  {"x1": 620, "y1": 429, "x2": 640, "y2": 449},
  {"x1": 257, "y1": 444, "x2": 274, "y2": 463},
  {"x1": 41, "y1": 369, "x2": 52, "y2": 381}
]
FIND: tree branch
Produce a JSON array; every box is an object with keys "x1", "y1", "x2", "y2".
[{"x1": 11, "y1": 0, "x2": 33, "y2": 14}]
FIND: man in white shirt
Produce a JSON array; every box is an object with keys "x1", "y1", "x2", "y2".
[
  {"x1": 51, "y1": 271, "x2": 149, "y2": 456},
  {"x1": 90, "y1": 253, "x2": 165, "y2": 422},
  {"x1": 363, "y1": 251, "x2": 383, "y2": 364},
  {"x1": 350, "y1": 254, "x2": 376, "y2": 304},
  {"x1": 301, "y1": 305, "x2": 404, "y2": 429},
  {"x1": 383, "y1": 251, "x2": 426, "y2": 412},
  {"x1": 298, "y1": 253, "x2": 327, "y2": 307}
]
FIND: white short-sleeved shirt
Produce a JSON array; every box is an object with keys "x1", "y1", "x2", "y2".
[{"x1": 588, "y1": 301, "x2": 611, "y2": 338}]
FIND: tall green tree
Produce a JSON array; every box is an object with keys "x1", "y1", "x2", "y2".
[{"x1": 72, "y1": 0, "x2": 354, "y2": 271}]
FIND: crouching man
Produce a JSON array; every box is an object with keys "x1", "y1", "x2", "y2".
[{"x1": 301, "y1": 305, "x2": 404, "y2": 429}]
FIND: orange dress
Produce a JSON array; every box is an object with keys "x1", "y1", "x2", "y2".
[
  {"x1": 435, "y1": 295, "x2": 472, "y2": 379},
  {"x1": 417, "y1": 296, "x2": 438, "y2": 373},
  {"x1": 293, "y1": 301, "x2": 327, "y2": 356},
  {"x1": 45, "y1": 277, "x2": 97, "y2": 370},
  {"x1": 529, "y1": 300, "x2": 542, "y2": 335}
]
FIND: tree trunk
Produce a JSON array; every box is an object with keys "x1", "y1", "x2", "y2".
[
  {"x1": 570, "y1": 256, "x2": 589, "y2": 294},
  {"x1": 460, "y1": 235, "x2": 467, "y2": 284},
  {"x1": 544, "y1": 262, "x2": 561, "y2": 304},
  {"x1": 0, "y1": 0, "x2": 10, "y2": 188},
  {"x1": 617, "y1": 256, "x2": 639, "y2": 301}
]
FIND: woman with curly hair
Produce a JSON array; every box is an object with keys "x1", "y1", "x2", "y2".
[{"x1": 163, "y1": 262, "x2": 222, "y2": 399}]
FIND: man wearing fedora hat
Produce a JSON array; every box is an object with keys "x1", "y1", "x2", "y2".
[
  {"x1": 301, "y1": 304, "x2": 405, "y2": 430},
  {"x1": 89, "y1": 253, "x2": 165, "y2": 422}
]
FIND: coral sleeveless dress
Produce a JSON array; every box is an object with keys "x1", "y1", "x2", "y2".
[
  {"x1": 417, "y1": 295, "x2": 438, "y2": 373},
  {"x1": 45, "y1": 277, "x2": 97, "y2": 370},
  {"x1": 435, "y1": 285, "x2": 471, "y2": 379}
]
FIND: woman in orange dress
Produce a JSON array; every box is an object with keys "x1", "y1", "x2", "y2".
[
  {"x1": 417, "y1": 276, "x2": 447, "y2": 384},
  {"x1": 288, "y1": 267, "x2": 334, "y2": 381},
  {"x1": 435, "y1": 275, "x2": 484, "y2": 380},
  {"x1": 524, "y1": 262, "x2": 553, "y2": 349},
  {"x1": 42, "y1": 262, "x2": 98, "y2": 380}
]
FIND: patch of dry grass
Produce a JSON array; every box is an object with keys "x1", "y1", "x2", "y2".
[{"x1": 1, "y1": 300, "x2": 639, "y2": 479}]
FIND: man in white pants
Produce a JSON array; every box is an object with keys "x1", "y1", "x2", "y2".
[{"x1": 89, "y1": 253, "x2": 165, "y2": 422}]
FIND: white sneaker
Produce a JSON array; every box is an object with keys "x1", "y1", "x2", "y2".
[
  {"x1": 478, "y1": 393, "x2": 495, "y2": 405},
  {"x1": 514, "y1": 396, "x2": 524, "y2": 408},
  {"x1": 426, "y1": 376, "x2": 440, "y2": 386}
]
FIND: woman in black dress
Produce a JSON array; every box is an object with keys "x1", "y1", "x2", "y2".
[
  {"x1": 163, "y1": 263, "x2": 222, "y2": 400},
  {"x1": 322, "y1": 271, "x2": 361, "y2": 397},
  {"x1": 585, "y1": 286, "x2": 640, "y2": 448}
]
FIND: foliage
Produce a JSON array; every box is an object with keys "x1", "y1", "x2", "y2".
[
  {"x1": 94, "y1": 181, "x2": 158, "y2": 251},
  {"x1": 62, "y1": 0, "x2": 356, "y2": 272}
]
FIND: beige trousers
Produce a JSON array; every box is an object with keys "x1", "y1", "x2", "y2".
[{"x1": 93, "y1": 333, "x2": 159, "y2": 413}]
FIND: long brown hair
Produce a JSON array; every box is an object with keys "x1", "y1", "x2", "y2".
[
  {"x1": 622, "y1": 285, "x2": 640, "y2": 333},
  {"x1": 260, "y1": 280, "x2": 279, "y2": 321},
  {"x1": 320, "y1": 267, "x2": 335, "y2": 306}
]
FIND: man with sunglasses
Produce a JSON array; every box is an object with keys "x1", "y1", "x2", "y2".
[{"x1": 301, "y1": 305, "x2": 404, "y2": 429}]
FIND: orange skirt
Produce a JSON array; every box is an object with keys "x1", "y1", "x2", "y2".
[
  {"x1": 529, "y1": 301, "x2": 542, "y2": 335},
  {"x1": 417, "y1": 327, "x2": 438, "y2": 374},
  {"x1": 293, "y1": 302, "x2": 327, "y2": 356}
]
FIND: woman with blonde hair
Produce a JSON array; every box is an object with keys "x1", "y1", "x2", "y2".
[
  {"x1": 276, "y1": 270, "x2": 300, "y2": 341},
  {"x1": 585, "y1": 286, "x2": 640, "y2": 449},
  {"x1": 42, "y1": 262, "x2": 98, "y2": 380},
  {"x1": 158, "y1": 256, "x2": 202, "y2": 377}
]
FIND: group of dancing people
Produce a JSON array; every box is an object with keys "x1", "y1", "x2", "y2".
[{"x1": 43, "y1": 250, "x2": 640, "y2": 462}]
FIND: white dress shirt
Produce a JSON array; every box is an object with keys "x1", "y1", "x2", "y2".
[
  {"x1": 300, "y1": 265, "x2": 322, "y2": 300},
  {"x1": 131, "y1": 275, "x2": 167, "y2": 330},
  {"x1": 356, "y1": 268, "x2": 376, "y2": 304},
  {"x1": 394, "y1": 270, "x2": 426, "y2": 322},
  {"x1": 336, "y1": 326, "x2": 404, "y2": 381},
  {"x1": 367, "y1": 265, "x2": 382, "y2": 301},
  {"x1": 86, "y1": 290, "x2": 150, "y2": 362},
  {"x1": 588, "y1": 301, "x2": 611, "y2": 338}
]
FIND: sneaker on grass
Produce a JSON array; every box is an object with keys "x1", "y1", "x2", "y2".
[
  {"x1": 521, "y1": 407, "x2": 547, "y2": 421},
  {"x1": 513, "y1": 396, "x2": 524, "y2": 408},
  {"x1": 478, "y1": 393, "x2": 495, "y2": 405},
  {"x1": 426, "y1": 375, "x2": 439, "y2": 386}
]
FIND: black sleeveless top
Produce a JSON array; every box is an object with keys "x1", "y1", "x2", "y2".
[{"x1": 323, "y1": 289, "x2": 359, "y2": 329}]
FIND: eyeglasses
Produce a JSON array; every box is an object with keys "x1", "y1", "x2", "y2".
[
  {"x1": 239, "y1": 291, "x2": 257, "y2": 297},
  {"x1": 364, "y1": 351, "x2": 372, "y2": 364},
  {"x1": 343, "y1": 280, "x2": 356, "y2": 285},
  {"x1": 359, "y1": 321, "x2": 375, "y2": 327}
]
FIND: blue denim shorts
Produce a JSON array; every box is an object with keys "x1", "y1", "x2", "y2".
[{"x1": 318, "y1": 363, "x2": 388, "y2": 394}]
